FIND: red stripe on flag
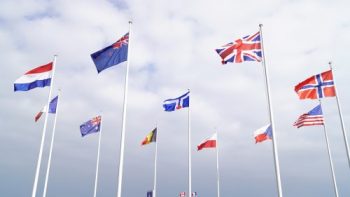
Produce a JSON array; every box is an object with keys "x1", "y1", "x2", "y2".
[
  {"x1": 25, "y1": 62, "x2": 53, "y2": 74},
  {"x1": 197, "y1": 140, "x2": 216, "y2": 151}
]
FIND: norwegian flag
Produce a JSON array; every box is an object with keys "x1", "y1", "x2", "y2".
[
  {"x1": 295, "y1": 70, "x2": 336, "y2": 100},
  {"x1": 215, "y1": 31, "x2": 262, "y2": 64}
]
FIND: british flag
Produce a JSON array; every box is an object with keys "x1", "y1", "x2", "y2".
[
  {"x1": 215, "y1": 31, "x2": 262, "y2": 64},
  {"x1": 294, "y1": 70, "x2": 336, "y2": 100}
]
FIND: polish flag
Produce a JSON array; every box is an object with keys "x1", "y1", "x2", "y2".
[{"x1": 197, "y1": 133, "x2": 217, "y2": 151}]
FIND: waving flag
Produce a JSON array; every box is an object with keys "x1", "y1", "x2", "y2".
[
  {"x1": 141, "y1": 128, "x2": 157, "y2": 145},
  {"x1": 295, "y1": 70, "x2": 335, "y2": 100},
  {"x1": 294, "y1": 105, "x2": 324, "y2": 128},
  {"x1": 14, "y1": 62, "x2": 53, "y2": 91},
  {"x1": 254, "y1": 124, "x2": 272, "y2": 143},
  {"x1": 91, "y1": 33, "x2": 129, "y2": 73},
  {"x1": 147, "y1": 191, "x2": 153, "y2": 197},
  {"x1": 163, "y1": 91, "x2": 189, "y2": 112},
  {"x1": 215, "y1": 31, "x2": 261, "y2": 64},
  {"x1": 35, "y1": 96, "x2": 59, "y2": 122},
  {"x1": 80, "y1": 116, "x2": 101, "y2": 137},
  {"x1": 197, "y1": 133, "x2": 217, "y2": 151}
]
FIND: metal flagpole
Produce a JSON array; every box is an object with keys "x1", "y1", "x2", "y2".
[
  {"x1": 32, "y1": 55, "x2": 57, "y2": 197},
  {"x1": 328, "y1": 61, "x2": 350, "y2": 167},
  {"x1": 188, "y1": 89, "x2": 192, "y2": 197},
  {"x1": 42, "y1": 89, "x2": 61, "y2": 197},
  {"x1": 93, "y1": 114, "x2": 103, "y2": 197},
  {"x1": 259, "y1": 24, "x2": 283, "y2": 197},
  {"x1": 116, "y1": 21, "x2": 132, "y2": 197},
  {"x1": 216, "y1": 130, "x2": 220, "y2": 197},
  {"x1": 153, "y1": 125, "x2": 158, "y2": 197},
  {"x1": 319, "y1": 99, "x2": 339, "y2": 197}
]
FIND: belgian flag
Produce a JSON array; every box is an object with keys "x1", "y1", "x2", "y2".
[{"x1": 141, "y1": 128, "x2": 157, "y2": 145}]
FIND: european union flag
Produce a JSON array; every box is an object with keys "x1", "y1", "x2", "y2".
[
  {"x1": 80, "y1": 116, "x2": 101, "y2": 137},
  {"x1": 91, "y1": 33, "x2": 129, "y2": 73}
]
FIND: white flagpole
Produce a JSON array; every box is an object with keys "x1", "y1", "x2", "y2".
[
  {"x1": 259, "y1": 24, "x2": 283, "y2": 197},
  {"x1": 328, "y1": 62, "x2": 350, "y2": 167},
  {"x1": 188, "y1": 89, "x2": 192, "y2": 197},
  {"x1": 42, "y1": 89, "x2": 61, "y2": 197},
  {"x1": 93, "y1": 115, "x2": 103, "y2": 197},
  {"x1": 319, "y1": 99, "x2": 339, "y2": 197},
  {"x1": 153, "y1": 126, "x2": 158, "y2": 197},
  {"x1": 32, "y1": 55, "x2": 57, "y2": 197},
  {"x1": 116, "y1": 21, "x2": 132, "y2": 197},
  {"x1": 216, "y1": 130, "x2": 220, "y2": 197}
]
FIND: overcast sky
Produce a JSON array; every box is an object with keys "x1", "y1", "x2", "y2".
[{"x1": 1, "y1": 0, "x2": 350, "y2": 196}]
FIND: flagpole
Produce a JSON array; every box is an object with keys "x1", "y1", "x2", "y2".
[
  {"x1": 328, "y1": 62, "x2": 350, "y2": 167},
  {"x1": 216, "y1": 130, "x2": 220, "y2": 197},
  {"x1": 259, "y1": 24, "x2": 283, "y2": 197},
  {"x1": 116, "y1": 21, "x2": 132, "y2": 197},
  {"x1": 319, "y1": 99, "x2": 339, "y2": 197},
  {"x1": 188, "y1": 89, "x2": 192, "y2": 197},
  {"x1": 93, "y1": 114, "x2": 103, "y2": 197},
  {"x1": 32, "y1": 55, "x2": 57, "y2": 197},
  {"x1": 153, "y1": 125, "x2": 158, "y2": 197},
  {"x1": 42, "y1": 89, "x2": 61, "y2": 197}
]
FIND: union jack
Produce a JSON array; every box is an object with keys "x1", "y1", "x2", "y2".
[
  {"x1": 294, "y1": 70, "x2": 336, "y2": 100},
  {"x1": 215, "y1": 31, "x2": 262, "y2": 64},
  {"x1": 112, "y1": 33, "x2": 129, "y2": 49}
]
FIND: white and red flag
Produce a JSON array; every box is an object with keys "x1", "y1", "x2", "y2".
[{"x1": 197, "y1": 133, "x2": 217, "y2": 151}]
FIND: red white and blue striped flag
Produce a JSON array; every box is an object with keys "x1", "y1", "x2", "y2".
[{"x1": 293, "y1": 104, "x2": 324, "y2": 128}]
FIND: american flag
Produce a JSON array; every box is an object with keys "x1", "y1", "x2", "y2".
[
  {"x1": 293, "y1": 104, "x2": 324, "y2": 128},
  {"x1": 215, "y1": 31, "x2": 262, "y2": 64}
]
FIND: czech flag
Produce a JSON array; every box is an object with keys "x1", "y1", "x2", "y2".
[
  {"x1": 254, "y1": 124, "x2": 272, "y2": 143},
  {"x1": 197, "y1": 133, "x2": 217, "y2": 151},
  {"x1": 14, "y1": 62, "x2": 53, "y2": 92}
]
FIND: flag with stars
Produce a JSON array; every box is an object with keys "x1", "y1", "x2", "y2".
[
  {"x1": 91, "y1": 33, "x2": 129, "y2": 73},
  {"x1": 80, "y1": 116, "x2": 101, "y2": 137}
]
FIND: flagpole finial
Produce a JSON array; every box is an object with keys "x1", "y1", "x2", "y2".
[
  {"x1": 129, "y1": 21, "x2": 132, "y2": 24},
  {"x1": 259, "y1": 24, "x2": 263, "y2": 27},
  {"x1": 328, "y1": 61, "x2": 333, "y2": 69}
]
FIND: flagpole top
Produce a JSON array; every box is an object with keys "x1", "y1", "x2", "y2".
[
  {"x1": 129, "y1": 21, "x2": 132, "y2": 24},
  {"x1": 259, "y1": 24, "x2": 263, "y2": 27},
  {"x1": 328, "y1": 61, "x2": 333, "y2": 69}
]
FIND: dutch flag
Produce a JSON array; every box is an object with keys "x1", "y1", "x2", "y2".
[{"x1": 14, "y1": 62, "x2": 53, "y2": 92}]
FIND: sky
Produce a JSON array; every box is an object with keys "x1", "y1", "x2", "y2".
[{"x1": 1, "y1": 0, "x2": 350, "y2": 196}]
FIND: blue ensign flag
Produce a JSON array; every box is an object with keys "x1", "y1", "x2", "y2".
[
  {"x1": 91, "y1": 33, "x2": 129, "y2": 73},
  {"x1": 163, "y1": 91, "x2": 190, "y2": 112},
  {"x1": 80, "y1": 116, "x2": 101, "y2": 137}
]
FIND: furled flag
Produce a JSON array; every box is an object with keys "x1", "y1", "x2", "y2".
[
  {"x1": 141, "y1": 128, "x2": 157, "y2": 145},
  {"x1": 35, "y1": 96, "x2": 59, "y2": 122},
  {"x1": 80, "y1": 116, "x2": 101, "y2": 137},
  {"x1": 293, "y1": 104, "x2": 324, "y2": 128},
  {"x1": 163, "y1": 91, "x2": 190, "y2": 112},
  {"x1": 294, "y1": 70, "x2": 336, "y2": 100},
  {"x1": 254, "y1": 124, "x2": 272, "y2": 143},
  {"x1": 197, "y1": 133, "x2": 217, "y2": 151},
  {"x1": 14, "y1": 62, "x2": 53, "y2": 91},
  {"x1": 91, "y1": 33, "x2": 129, "y2": 73},
  {"x1": 147, "y1": 191, "x2": 153, "y2": 197},
  {"x1": 215, "y1": 31, "x2": 262, "y2": 64}
]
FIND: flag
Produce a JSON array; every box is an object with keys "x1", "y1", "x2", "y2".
[
  {"x1": 14, "y1": 62, "x2": 53, "y2": 91},
  {"x1": 91, "y1": 33, "x2": 129, "y2": 73},
  {"x1": 294, "y1": 70, "x2": 336, "y2": 100},
  {"x1": 215, "y1": 31, "x2": 262, "y2": 64},
  {"x1": 147, "y1": 191, "x2": 153, "y2": 197},
  {"x1": 80, "y1": 116, "x2": 101, "y2": 137},
  {"x1": 192, "y1": 192, "x2": 197, "y2": 197},
  {"x1": 141, "y1": 128, "x2": 157, "y2": 145},
  {"x1": 163, "y1": 91, "x2": 189, "y2": 112},
  {"x1": 254, "y1": 124, "x2": 272, "y2": 143},
  {"x1": 197, "y1": 133, "x2": 217, "y2": 151},
  {"x1": 293, "y1": 105, "x2": 324, "y2": 128},
  {"x1": 35, "y1": 96, "x2": 59, "y2": 122},
  {"x1": 179, "y1": 192, "x2": 186, "y2": 197}
]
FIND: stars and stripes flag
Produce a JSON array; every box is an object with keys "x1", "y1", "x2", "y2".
[
  {"x1": 294, "y1": 70, "x2": 336, "y2": 100},
  {"x1": 293, "y1": 104, "x2": 324, "y2": 128},
  {"x1": 215, "y1": 31, "x2": 262, "y2": 64}
]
